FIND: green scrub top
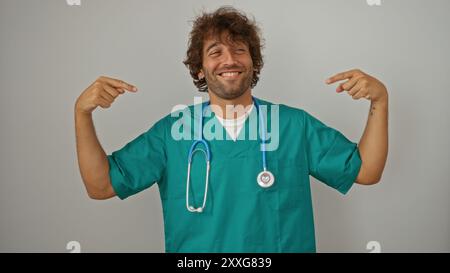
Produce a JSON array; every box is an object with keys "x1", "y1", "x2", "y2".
[{"x1": 107, "y1": 97, "x2": 362, "y2": 253}]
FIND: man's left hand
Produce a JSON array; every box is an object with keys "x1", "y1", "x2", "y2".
[{"x1": 326, "y1": 69, "x2": 388, "y2": 103}]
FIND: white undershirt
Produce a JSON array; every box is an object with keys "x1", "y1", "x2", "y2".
[{"x1": 215, "y1": 105, "x2": 254, "y2": 141}]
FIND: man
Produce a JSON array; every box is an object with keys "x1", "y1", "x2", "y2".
[{"x1": 74, "y1": 7, "x2": 388, "y2": 252}]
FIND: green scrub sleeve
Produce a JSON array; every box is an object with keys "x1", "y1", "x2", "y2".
[
  {"x1": 107, "y1": 118, "x2": 167, "y2": 200},
  {"x1": 303, "y1": 111, "x2": 362, "y2": 194}
]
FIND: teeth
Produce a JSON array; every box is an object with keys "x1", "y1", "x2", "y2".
[{"x1": 220, "y1": 72, "x2": 239, "y2": 77}]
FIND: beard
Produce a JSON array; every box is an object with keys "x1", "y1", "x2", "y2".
[{"x1": 203, "y1": 66, "x2": 253, "y2": 100}]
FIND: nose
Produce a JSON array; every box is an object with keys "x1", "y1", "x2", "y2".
[{"x1": 221, "y1": 47, "x2": 239, "y2": 66}]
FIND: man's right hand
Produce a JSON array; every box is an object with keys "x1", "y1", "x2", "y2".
[{"x1": 75, "y1": 76, "x2": 138, "y2": 114}]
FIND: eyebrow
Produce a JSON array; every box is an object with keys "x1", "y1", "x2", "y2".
[{"x1": 205, "y1": 41, "x2": 246, "y2": 54}]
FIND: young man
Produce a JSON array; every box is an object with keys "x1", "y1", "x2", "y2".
[{"x1": 74, "y1": 7, "x2": 388, "y2": 252}]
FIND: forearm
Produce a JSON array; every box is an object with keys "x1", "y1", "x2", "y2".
[
  {"x1": 357, "y1": 96, "x2": 389, "y2": 182},
  {"x1": 74, "y1": 109, "x2": 111, "y2": 195}
]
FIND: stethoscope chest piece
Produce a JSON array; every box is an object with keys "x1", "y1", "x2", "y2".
[{"x1": 257, "y1": 170, "x2": 275, "y2": 188}]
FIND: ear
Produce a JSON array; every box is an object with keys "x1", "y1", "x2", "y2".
[{"x1": 198, "y1": 70, "x2": 204, "y2": 80}]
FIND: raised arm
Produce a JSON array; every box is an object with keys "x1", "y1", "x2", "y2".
[
  {"x1": 326, "y1": 69, "x2": 388, "y2": 185},
  {"x1": 74, "y1": 76, "x2": 138, "y2": 199}
]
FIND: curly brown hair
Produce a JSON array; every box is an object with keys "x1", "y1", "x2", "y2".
[{"x1": 183, "y1": 6, "x2": 264, "y2": 92}]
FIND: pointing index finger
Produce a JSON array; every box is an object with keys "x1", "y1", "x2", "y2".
[
  {"x1": 326, "y1": 69, "x2": 359, "y2": 84},
  {"x1": 102, "y1": 77, "x2": 138, "y2": 92}
]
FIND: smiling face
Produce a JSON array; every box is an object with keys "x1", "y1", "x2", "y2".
[{"x1": 199, "y1": 31, "x2": 254, "y2": 100}]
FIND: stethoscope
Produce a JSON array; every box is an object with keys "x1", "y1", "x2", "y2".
[{"x1": 186, "y1": 97, "x2": 275, "y2": 213}]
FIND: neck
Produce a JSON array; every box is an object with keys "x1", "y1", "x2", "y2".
[{"x1": 208, "y1": 89, "x2": 253, "y2": 120}]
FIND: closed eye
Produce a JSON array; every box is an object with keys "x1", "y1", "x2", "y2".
[{"x1": 209, "y1": 51, "x2": 220, "y2": 56}]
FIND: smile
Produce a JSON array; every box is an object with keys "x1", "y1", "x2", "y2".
[{"x1": 217, "y1": 71, "x2": 242, "y2": 79}]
